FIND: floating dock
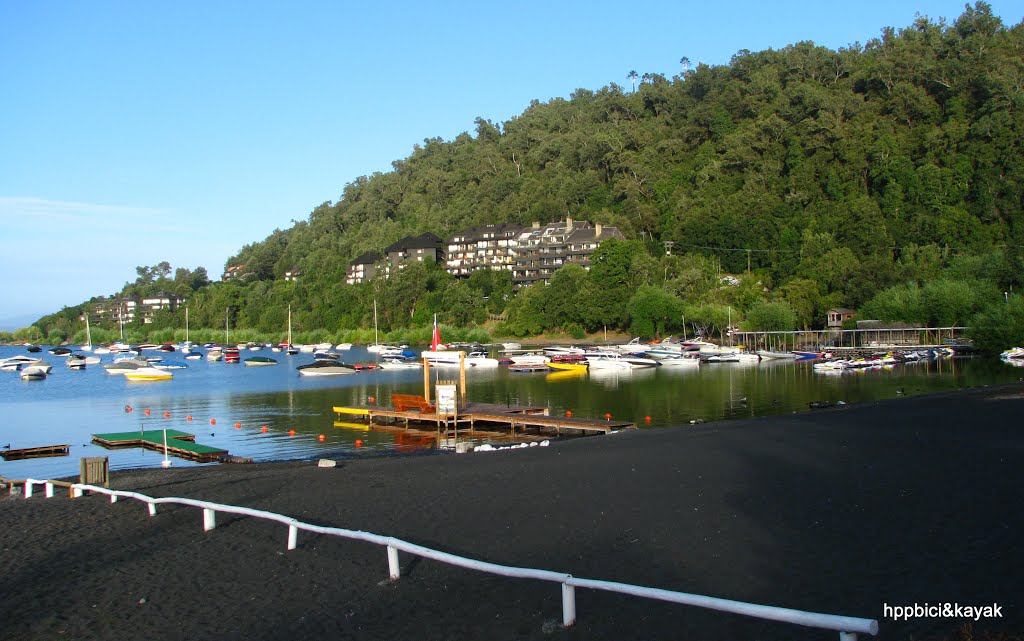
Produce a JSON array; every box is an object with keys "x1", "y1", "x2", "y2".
[
  {"x1": 334, "y1": 401, "x2": 635, "y2": 438},
  {"x1": 1, "y1": 444, "x2": 71, "y2": 460},
  {"x1": 91, "y1": 429, "x2": 228, "y2": 462}
]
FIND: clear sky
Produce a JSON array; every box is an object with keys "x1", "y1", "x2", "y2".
[{"x1": 1, "y1": 0, "x2": 1018, "y2": 328}]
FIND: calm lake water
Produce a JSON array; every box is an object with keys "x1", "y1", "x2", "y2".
[{"x1": 1, "y1": 344, "x2": 1020, "y2": 481}]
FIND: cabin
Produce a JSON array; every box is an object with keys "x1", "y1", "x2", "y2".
[{"x1": 827, "y1": 308, "x2": 857, "y2": 329}]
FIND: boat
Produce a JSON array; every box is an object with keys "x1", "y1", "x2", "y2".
[
  {"x1": 48, "y1": 346, "x2": 72, "y2": 356},
  {"x1": 104, "y1": 356, "x2": 150, "y2": 374},
  {"x1": 756, "y1": 350, "x2": 797, "y2": 360},
  {"x1": 1, "y1": 355, "x2": 39, "y2": 371},
  {"x1": 791, "y1": 350, "x2": 825, "y2": 361},
  {"x1": 378, "y1": 357, "x2": 422, "y2": 370},
  {"x1": 465, "y1": 351, "x2": 500, "y2": 368},
  {"x1": 244, "y1": 356, "x2": 278, "y2": 366},
  {"x1": 546, "y1": 360, "x2": 589, "y2": 374},
  {"x1": 81, "y1": 315, "x2": 93, "y2": 352},
  {"x1": 334, "y1": 343, "x2": 353, "y2": 351},
  {"x1": 26, "y1": 344, "x2": 42, "y2": 353},
  {"x1": 584, "y1": 351, "x2": 659, "y2": 369},
  {"x1": 224, "y1": 347, "x2": 241, "y2": 363},
  {"x1": 206, "y1": 348, "x2": 224, "y2": 362},
  {"x1": 285, "y1": 305, "x2": 299, "y2": 355},
  {"x1": 184, "y1": 350, "x2": 203, "y2": 360},
  {"x1": 657, "y1": 354, "x2": 701, "y2": 367},
  {"x1": 66, "y1": 354, "x2": 88, "y2": 369},
  {"x1": 123, "y1": 367, "x2": 173, "y2": 381},
  {"x1": 606, "y1": 337, "x2": 650, "y2": 354},
  {"x1": 313, "y1": 351, "x2": 342, "y2": 361},
  {"x1": 20, "y1": 365, "x2": 48, "y2": 380},
  {"x1": 296, "y1": 360, "x2": 357, "y2": 376},
  {"x1": 543, "y1": 345, "x2": 586, "y2": 357}
]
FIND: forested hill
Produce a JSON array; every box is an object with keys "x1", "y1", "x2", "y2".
[
  {"x1": 235, "y1": 3, "x2": 1021, "y2": 280},
  {"x1": 20, "y1": 4, "x2": 1024, "y2": 349}
]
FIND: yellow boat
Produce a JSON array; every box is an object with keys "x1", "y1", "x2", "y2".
[
  {"x1": 545, "y1": 361, "x2": 588, "y2": 374},
  {"x1": 123, "y1": 367, "x2": 173, "y2": 381}
]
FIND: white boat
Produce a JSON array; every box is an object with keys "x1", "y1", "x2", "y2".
[
  {"x1": 658, "y1": 355, "x2": 700, "y2": 367},
  {"x1": 465, "y1": 351, "x2": 500, "y2": 368},
  {"x1": 1, "y1": 355, "x2": 38, "y2": 371},
  {"x1": 104, "y1": 356, "x2": 150, "y2": 374},
  {"x1": 81, "y1": 314, "x2": 93, "y2": 352},
  {"x1": 584, "y1": 351, "x2": 659, "y2": 369},
  {"x1": 206, "y1": 349, "x2": 224, "y2": 362},
  {"x1": 66, "y1": 354, "x2": 88, "y2": 369},
  {"x1": 507, "y1": 352, "x2": 548, "y2": 367},
  {"x1": 20, "y1": 365, "x2": 48, "y2": 380},
  {"x1": 543, "y1": 345, "x2": 585, "y2": 357},
  {"x1": 421, "y1": 350, "x2": 466, "y2": 366},
  {"x1": 244, "y1": 356, "x2": 278, "y2": 366},
  {"x1": 334, "y1": 343, "x2": 353, "y2": 351},
  {"x1": 378, "y1": 357, "x2": 422, "y2": 370},
  {"x1": 757, "y1": 350, "x2": 798, "y2": 360},
  {"x1": 123, "y1": 367, "x2": 173, "y2": 381},
  {"x1": 606, "y1": 337, "x2": 650, "y2": 354},
  {"x1": 297, "y1": 360, "x2": 356, "y2": 376}
]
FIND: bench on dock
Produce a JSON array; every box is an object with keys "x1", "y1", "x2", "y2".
[{"x1": 390, "y1": 394, "x2": 436, "y2": 414}]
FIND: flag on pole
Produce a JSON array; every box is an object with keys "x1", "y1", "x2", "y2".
[{"x1": 431, "y1": 314, "x2": 441, "y2": 351}]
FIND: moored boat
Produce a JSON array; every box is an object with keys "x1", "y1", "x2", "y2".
[
  {"x1": 123, "y1": 367, "x2": 173, "y2": 381},
  {"x1": 244, "y1": 356, "x2": 278, "y2": 366},
  {"x1": 296, "y1": 360, "x2": 357, "y2": 376}
]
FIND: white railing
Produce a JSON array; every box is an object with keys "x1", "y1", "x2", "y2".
[{"x1": 19, "y1": 479, "x2": 877, "y2": 639}]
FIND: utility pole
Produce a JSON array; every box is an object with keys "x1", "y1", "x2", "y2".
[{"x1": 664, "y1": 240, "x2": 675, "y2": 256}]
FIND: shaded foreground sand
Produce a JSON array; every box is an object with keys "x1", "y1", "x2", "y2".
[{"x1": 2, "y1": 384, "x2": 1022, "y2": 641}]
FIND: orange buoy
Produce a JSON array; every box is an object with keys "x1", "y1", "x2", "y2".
[
  {"x1": 235, "y1": 422, "x2": 241, "y2": 429},
  {"x1": 368, "y1": 396, "x2": 375, "y2": 404},
  {"x1": 186, "y1": 415, "x2": 193, "y2": 422},
  {"x1": 644, "y1": 415, "x2": 652, "y2": 423},
  {"x1": 604, "y1": 413, "x2": 612, "y2": 420},
  {"x1": 288, "y1": 429, "x2": 296, "y2": 436},
  {"x1": 210, "y1": 418, "x2": 216, "y2": 425},
  {"x1": 355, "y1": 439, "x2": 363, "y2": 447},
  {"x1": 163, "y1": 411, "x2": 170, "y2": 418},
  {"x1": 565, "y1": 410, "x2": 572, "y2": 418},
  {"x1": 260, "y1": 426, "x2": 268, "y2": 433},
  {"x1": 318, "y1": 434, "x2": 326, "y2": 441},
  {"x1": 124, "y1": 405, "x2": 133, "y2": 413},
  {"x1": 144, "y1": 409, "x2": 151, "y2": 416}
]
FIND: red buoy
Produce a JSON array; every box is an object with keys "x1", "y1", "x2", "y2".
[
  {"x1": 318, "y1": 434, "x2": 326, "y2": 441},
  {"x1": 186, "y1": 415, "x2": 193, "y2": 422},
  {"x1": 355, "y1": 439, "x2": 363, "y2": 447},
  {"x1": 644, "y1": 415, "x2": 652, "y2": 423},
  {"x1": 144, "y1": 409, "x2": 151, "y2": 416},
  {"x1": 163, "y1": 411, "x2": 170, "y2": 418},
  {"x1": 604, "y1": 413, "x2": 612, "y2": 420},
  {"x1": 210, "y1": 418, "x2": 216, "y2": 425},
  {"x1": 565, "y1": 410, "x2": 572, "y2": 418}
]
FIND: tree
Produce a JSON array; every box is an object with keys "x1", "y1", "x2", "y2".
[
  {"x1": 627, "y1": 70, "x2": 639, "y2": 92},
  {"x1": 744, "y1": 301, "x2": 797, "y2": 331},
  {"x1": 626, "y1": 286, "x2": 683, "y2": 337}
]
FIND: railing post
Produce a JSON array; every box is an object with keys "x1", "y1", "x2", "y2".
[
  {"x1": 45, "y1": 483, "x2": 54, "y2": 498},
  {"x1": 203, "y1": 508, "x2": 216, "y2": 531},
  {"x1": 387, "y1": 545, "x2": 400, "y2": 580},
  {"x1": 147, "y1": 502, "x2": 157, "y2": 516},
  {"x1": 110, "y1": 493, "x2": 118, "y2": 503},
  {"x1": 71, "y1": 486, "x2": 83, "y2": 499},
  {"x1": 24, "y1": 482, "x2": 33, "y2": 499},
  {"x1": 561, "y1": 582, "x2": 576, "y2": 627},
  {"x1": 288, "y1": 525, "x2": 298, "y2": 550},
  {"x1": 839, "y1": 632, "x2": 857, "y2": 641}
]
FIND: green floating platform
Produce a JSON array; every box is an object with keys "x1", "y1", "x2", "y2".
[{"x1": 91, "y1": 429, "x2": 228, "y2": 462}]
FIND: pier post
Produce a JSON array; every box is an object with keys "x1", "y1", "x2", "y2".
[
  {"x1": 24, "y1": 481, "x2": 33, "y2": 499},
  {"x1": 387, "y1": 545, "x2": 400, "y2": 579},
  {"x1": 561, "y1": 582, "x2": 576, "y2": 627}
]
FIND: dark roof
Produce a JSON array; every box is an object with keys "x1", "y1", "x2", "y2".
[
  {"x1": 350, "y1": 251, "x2": 383, "y2": 265},
  {"x1": 386, "y1": 233, "x2": 442, "y2": 252}
]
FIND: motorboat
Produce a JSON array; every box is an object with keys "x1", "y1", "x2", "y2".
[
  {"x1": 184, "y1": 350, "x2": 203, "y2": 360},
  {"x1": 543, "y1": 345, "x2": 585, "y2": 357},
  {"x1": 756, "y1": 350, "x2": 797, "y2": 360},
  {"x1": 465, "y1": 351, "x2": 500, "y2": 368},
  {"x1": 546, "y1": 360, "x2": 588, "y2": 374},
  {"x1": 20, "y1": 365, "x2": 47, "y2": 380},
  {"x1": 297, "y1": 360, "x2": 357, "y2": 376},
  {"x1": 606, "y1": 337, "x2": 651, "y2": 354},
  {"x1": 224, "y1": 347, "x2": 241, "y2": 363},
  {"x1": 657, "y1": 354, "x2": 700, "y2": 367},
  {"x1": 206, "y1": 349, "x2": 224, "y2": 362},
  {"x1": 1, "y1": 355, "x2": 39, "y2": 371},
  {"x1": 584, "y1": 351, "x2": 659, "y2": 369},
  {"x1": 66, "y1": 354, "x2": 88, "y2": 369},
  {"x1": 26, "y1": 344, "x2": 42, "y2": 353},
  {"x1": 123, "y1": 367, "x2": 173, "y2": 381},
  {"x1": 49, "y1": 346, "x2": 72, "y2": 356},
  {"x1": 334, "y1": 343, "x2": 353, "y2": 351},
  {"x1": 378, "y1": 357, "x2": 422, "y2": 370},
  {"x1": 313, "y1": 351, "x2": 342, "y2": 361},
  {"x1": 104, "y1": 356, "x2": 150, "y2": 374},
  {"x1": 244, "y1": 356, "x2": 278, "y2": 366}
]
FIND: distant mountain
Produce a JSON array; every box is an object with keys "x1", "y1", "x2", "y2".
[{"x1": 0, "y1": 312, "x2": 43, "y2": 332}]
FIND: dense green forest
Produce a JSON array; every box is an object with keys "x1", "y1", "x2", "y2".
[{"x1": 15, "y1": 4, "x2": 1024, "y2": 352}]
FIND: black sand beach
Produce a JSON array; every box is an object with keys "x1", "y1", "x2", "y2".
[{"x1": 2, "y1": 384, "x2": 1022, "y2": 641}]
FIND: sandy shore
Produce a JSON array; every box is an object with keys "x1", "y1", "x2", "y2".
[{"x1": 2, "y1": 384, "x2": 1021, "y2": 641}]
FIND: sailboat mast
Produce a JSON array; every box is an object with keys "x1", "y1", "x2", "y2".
[
  {"x1": 225, "y1": 307, "x2": 229, "y2": 345},
  {"x1": 288, "y1": 304, "x2": 292, "y2": 346},
  {"x1": 373, "y1": 299, "x2": 378, "y2": 346},
  {"x1": 185, "y1": 307, "x2": 189, "y2": 343}
]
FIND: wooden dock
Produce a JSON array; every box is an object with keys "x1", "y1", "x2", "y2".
[
  {"x1": 334, "y1": 401, "x2": 635, "y2": 438},
  {"x1": 91, "y1": 429, "x2": 228, "y2": 462},
  {"x1": 1, "y1": 444, "x2": 71, "y2": 460}
]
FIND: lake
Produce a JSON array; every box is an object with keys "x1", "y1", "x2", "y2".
[{"x1": 1, "y1": 344, "x2": 1019, "y2": 481}]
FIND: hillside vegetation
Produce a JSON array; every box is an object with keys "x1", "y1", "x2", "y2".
[{"x1": 18, "y1": 3, "x2": 1024, "y2": 350}]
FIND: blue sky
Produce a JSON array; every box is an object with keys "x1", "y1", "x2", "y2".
[{"x1": 1, "y1": 0, "x2": 1018, "y2": 328}]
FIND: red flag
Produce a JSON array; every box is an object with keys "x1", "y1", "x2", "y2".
[{"x1": 431, "y1": 314, "x2": 441, "y2": 351}]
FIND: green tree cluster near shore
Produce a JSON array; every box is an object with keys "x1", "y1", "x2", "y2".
[{"x1": 22, "y1": 4, "x2": 1024, "y2": 350}]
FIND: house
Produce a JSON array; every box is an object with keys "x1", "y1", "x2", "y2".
[
  {"x1": 444, "y1": 223, "x2": 524, "y2": 276},
  {"x1": 384, "y1": 233, "x2": 443, "y2": 275},
  {"x1": 283, "y1": 267, "x2": 301, "y2": 282},
  {"x1": 346, "y1": 251, "x2": 384, "y2": 285},
  {"x1": 827, "y1": 308, "x2": 857, "y2": 328},
  {"x1": 511, "y1": 218, "x2": 625, "y2": 287},
  {"x1": 222, "y1": 265, "x2": 244, "y2": 281}
]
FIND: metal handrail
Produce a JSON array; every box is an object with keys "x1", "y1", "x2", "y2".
[{"x1": 18, "y1": 479, "x2": 878, "y2": 639}]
